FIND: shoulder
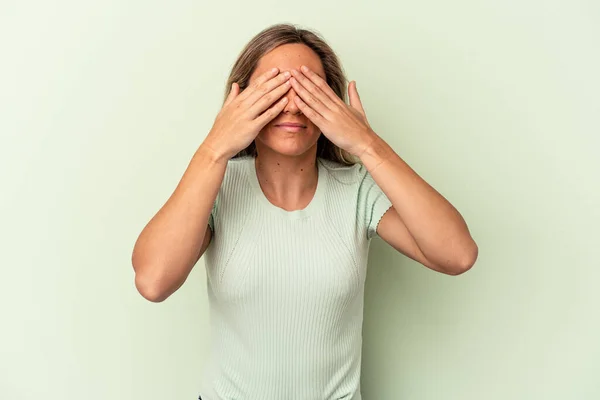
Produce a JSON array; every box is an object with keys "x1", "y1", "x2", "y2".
[
  {"x1": 319, "y1": 158, "x2": 370, "y2": 186},
  {"x1": 225, "y1": 155, "x2": 253, "y2": 170},
  {"x1": 222, "y1": 155, "x2": 253, "y2": 181},
  {"x1": 212, "y1": 156, "x2": 253, "y2": 206}
]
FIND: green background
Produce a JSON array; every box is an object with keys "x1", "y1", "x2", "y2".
[{"x1": 1, "y1": 0, "x2": 598, "y2": 398}]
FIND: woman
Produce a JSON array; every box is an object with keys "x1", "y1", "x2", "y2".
[{"x1": 132, "y1": 23, "x2": 478, "y2": 400}]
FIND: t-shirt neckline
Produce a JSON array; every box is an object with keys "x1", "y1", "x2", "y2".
[{"x1": 244, "y1": 156, "x2": 326, "y2": 220}]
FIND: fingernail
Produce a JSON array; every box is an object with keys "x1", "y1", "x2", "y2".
[
  {"x1": 283, "y1": 71, "x2": 291, "y2": 78},
  {"x1": 301, "y1": 65, "x2": 308, "y2": 72}
]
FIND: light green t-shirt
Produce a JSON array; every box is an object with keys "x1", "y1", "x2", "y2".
[{"x1": 200, "y1": 155, "x2": 392, "y2": 400}]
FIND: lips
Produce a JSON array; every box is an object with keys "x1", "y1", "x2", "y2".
[
  {"x1": 275, "y1": 123, "x2": 306, "y2": 128},
  {"x1": 274, "y1": 122, "x2": 307, "y2": 133}
]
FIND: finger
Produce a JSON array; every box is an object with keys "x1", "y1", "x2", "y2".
[
  {"x1": 299, "y1": 65, "x2": 340, "y2": 104},
  {"x1": 237, "y1": 67, "x2": 281, "y2": 103},
  {"x1": 223, "y1": 82, "x2": 239, "y2": 107},
  {"x1": 293, "y1": 96, "x2": 325, "y2": 126},
  {"x1": 251, "y1": 67, "x2": 280, "y2": 87},
  {"x1": 290, "y1": 69, "x2": 334, "y2": 110},
  {"x1": 290, "y1": 76, "x2": 330, "y2": 117},
  {"x1": 254, "y1": 96, "x2": 288, "y2": 128},
  {"x1": 244, "y1": 71, "x2": 291, "y2": 107},
  {"x1": 248, "y1": 78, "x2": 291, "y2": 117},
  {"x1": 236, "y1": 68, "x2": 280, "y2": 103},
  {"x1": 348, "y1": 81, "x2": 366, "y2": 117}
]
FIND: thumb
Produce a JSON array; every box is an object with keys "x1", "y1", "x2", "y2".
[
  {"x1": 348, "y1": 81, "x2": 366, "y2": 118},
  {"x1": 224, "y1": 82, "x2": 240, "y2": 107}
]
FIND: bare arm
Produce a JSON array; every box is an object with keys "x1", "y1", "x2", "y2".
[
  {"x1": 131, "y1": 145, "x2": 225, "y2": 302},
  {"x1": 361, "y1": 136, "x2": 478, "y2": 275},
  {"x1": 131, "y1": 68, "x2": 292, "y2": 302}
]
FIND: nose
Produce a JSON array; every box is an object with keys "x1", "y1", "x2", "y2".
[{"x1": 282, "y1": 87, "x2": 301, "y2": 115}]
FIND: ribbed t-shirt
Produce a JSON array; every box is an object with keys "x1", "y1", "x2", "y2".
[{"x1": 199, "y1": 155, "x2": 393, "y2": 400}]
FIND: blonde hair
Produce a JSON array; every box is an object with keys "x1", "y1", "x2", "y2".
[{"x1": 224, "y1": 23, "x2": 357, "y2": 166}]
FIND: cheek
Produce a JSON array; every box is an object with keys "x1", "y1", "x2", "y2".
[{"x1": 307, "y1": 121, "x2": 320, "y2": 135}]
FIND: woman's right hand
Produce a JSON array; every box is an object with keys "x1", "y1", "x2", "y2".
[{"x1": 203, "y1": 68, "x2": 291, "y2": 162}]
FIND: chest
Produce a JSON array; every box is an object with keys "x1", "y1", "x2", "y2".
[{"x1": 205, "y1": 213, "x2": 369, "y2": 307}]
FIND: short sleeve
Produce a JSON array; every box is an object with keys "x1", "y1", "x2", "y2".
[
  {"x1": 356, "y1": 163, "x2": 393, "y2": 239},
  {"x1": 208, "y1": 194, "x2": 218, "y2": 233}
]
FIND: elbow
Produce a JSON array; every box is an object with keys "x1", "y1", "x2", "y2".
[
  {"x1": 446, "y1": 241, "x2": 479, "y2": 276},
  {"x1": 134, "y1": 272, "x2": 171, "y2": 303},
  {"x1": 132, "y1": 250, "x2": 175, "y2": 302}
]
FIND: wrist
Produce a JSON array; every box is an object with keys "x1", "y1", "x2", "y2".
[
  {"x1": 198, "y1": 139, "x2": 231, "y2": 166},
  {"x1": 354, "y1": 128, "x2": 379, "y2": 158},
  {"x1": 358, "y1": 131, "x2": 394, "y2": 170}
]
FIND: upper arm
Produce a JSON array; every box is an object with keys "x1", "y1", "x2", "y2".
[{"x1": 377, "y1": 206, "x2": 445, "y2": 273}]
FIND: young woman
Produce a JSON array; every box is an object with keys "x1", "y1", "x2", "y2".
[{"x1": 132, "y1": 23, "x2": 478, "y2": 400}]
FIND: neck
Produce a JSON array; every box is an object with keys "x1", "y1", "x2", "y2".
[{"x1": 254, "y1": 146, "x2": 319, "y2": 210}]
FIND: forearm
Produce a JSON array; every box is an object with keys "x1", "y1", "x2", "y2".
[
  {"x1": 359, "y1": 131, "x2": 477, "y2": 268},
  {"x1": 131, "y1": 143, "x2": 226, "y2": 302}
]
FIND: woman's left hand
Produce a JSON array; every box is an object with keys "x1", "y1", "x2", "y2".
[{"x1": 290, "y1": 66, "x2": 377, "y2": 157}]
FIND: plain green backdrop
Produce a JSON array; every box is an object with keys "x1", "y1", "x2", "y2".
[{"x1": 1, "y1": 0, "x2": 598, "y2": 399}]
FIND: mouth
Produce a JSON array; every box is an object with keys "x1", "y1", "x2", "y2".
[
  {"x1": 274, "y1": 122, "x2": 307, "y2": 132},
  {"x1": 275, "y1": 123, "x2": 307, "y2": 128}
]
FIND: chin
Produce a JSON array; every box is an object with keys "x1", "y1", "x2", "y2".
[
  {"x1": 256, "y1": 129, "x2": 320, "y2": 157},
  {"x1": 258, "y1": 141, "x2": 316, "y2": 157}
]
